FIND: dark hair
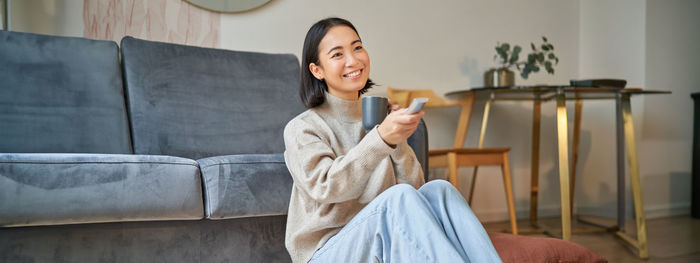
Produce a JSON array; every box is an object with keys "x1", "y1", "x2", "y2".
[{"x1": 300, "y1": 17, "x2": 375, "y2": 108}]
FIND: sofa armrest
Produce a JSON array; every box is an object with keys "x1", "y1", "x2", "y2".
[
  {"x1": 0, "y1": 153, "x2": 203, "y2": 227},
  {"x1": 407, "y1": 119, "x2": 429, "y2": 181},
  {"x1": 197, "y1": 154, "x2": 292, "y2": 219}
]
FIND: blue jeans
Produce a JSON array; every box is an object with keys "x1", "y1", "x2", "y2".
[{"x1": 309, "y1": 180, "x2": 502, "y2": 263}]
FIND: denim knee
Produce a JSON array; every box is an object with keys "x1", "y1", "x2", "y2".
[
  {"x1": 375, "y1": 184, "x2": 423, "y2": 206},
  {"x1": 383, "y1": 183, "x2": 419, "y2": 197},
  {"x1": 421, "y1": 179, "x2": 455, "y2": 193}
]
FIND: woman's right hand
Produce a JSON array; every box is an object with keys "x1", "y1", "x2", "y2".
[{"x1": 377, "y1": 108, "x2": 424, "y2": 146}]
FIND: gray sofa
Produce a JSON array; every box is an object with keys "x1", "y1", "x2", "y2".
[{"x1": 0, "y1": 30, "x2": 428, "y2": 262}]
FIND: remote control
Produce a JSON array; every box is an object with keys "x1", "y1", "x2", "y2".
[{"x1": 405, "y1": 98, "x2": 428, "y2": 114}]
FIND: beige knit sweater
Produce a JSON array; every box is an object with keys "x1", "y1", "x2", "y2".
[{"x1": 283, "y1": 93, "x2": 425, "y2": 263}]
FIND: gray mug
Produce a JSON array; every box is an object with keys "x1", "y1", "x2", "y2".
[{"x1": 361, "y1": 96, "x2": 389, "y2": 130}]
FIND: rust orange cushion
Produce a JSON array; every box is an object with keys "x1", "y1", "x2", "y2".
[{"x1": 488, "y1": 232, "x2": 608, "y2": 263}]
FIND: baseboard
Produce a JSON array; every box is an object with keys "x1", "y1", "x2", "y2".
[
  {"x1": 476, "y1": 203, "x2": 691, "y2": 223},
  {"x1": 640, "y1": 203, "x2": 690, "y2": 219}
]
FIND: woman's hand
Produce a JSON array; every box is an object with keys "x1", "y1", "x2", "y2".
[{"x1": 377, "y1": 107, "x2": 424, "y2": 146}]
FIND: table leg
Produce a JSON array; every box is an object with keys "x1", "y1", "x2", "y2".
[
  {"x1": 616, "y1": 94, "x2": 626, "y2": 231},
  {"x1": 570, "y1": 99, "x2": 583, "y2": 217},
  {"x1": 555, "y1": 91, "x2": 572, "y2": 241},
  {"x1": 469, "y1": 98, "x2": 492, "y2": 204},
  {"x1": 530, "y1": 99, "x2": 542, "y2": 224},
  {"x1": 617, "y1": 93, "x2": 649, "y2": 258}
]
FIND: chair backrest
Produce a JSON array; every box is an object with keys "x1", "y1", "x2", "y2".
[
  {"x1": 0, "y1": 31, "x2": 132, "y2": 154},
  {"x1": 387, "y1": 88, "x2": 465, "y2": 109},
  {"x1": 387, "y1": 87, "x2": 475, "y2": 148}
]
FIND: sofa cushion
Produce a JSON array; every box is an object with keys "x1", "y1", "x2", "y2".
[
  {"x1": 0, "y1": 31, "x2": 131, "y2": 154},
  {"x1": 120, "y1": 36, "x2": 305, "y2": 160},
  {"x1": 0, "y1": 154, "x2": 203, "y2": 227},
  {"x1": 198, "y1": 154, "x2": 292, "y2": 219},
  {"x1": 488, "y1": 232, "x2": 608, "y2": 263}
]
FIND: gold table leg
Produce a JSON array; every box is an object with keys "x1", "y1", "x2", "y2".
[
  {"x1": 469, "y1": 98, "x2": 492, "y2": 204},
  {"x1": 530, "y1": 99, "x2": 542, "y2": 224},
  {"x1": 617, "y1": 93, "x2": 649, "y2": 259},
  {"x1": 555, "y1": 91, "x2": 572, "y2": 241}
]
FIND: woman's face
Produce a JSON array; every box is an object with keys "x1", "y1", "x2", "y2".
[{"x1": 310, "y1": 25, "x2": 370, "y2": 100}]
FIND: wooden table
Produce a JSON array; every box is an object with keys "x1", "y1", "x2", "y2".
[{"x1": 445, "y1": 86, "x2": 670, "y2": 259}]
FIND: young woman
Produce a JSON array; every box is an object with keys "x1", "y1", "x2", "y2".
[{"x1": 283, "y1": 17, "x2": 502, "y2": 263}]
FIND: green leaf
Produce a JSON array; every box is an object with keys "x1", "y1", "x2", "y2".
[
  {"x1": 545, "y1": 61, "x2": 554, "y2": 74},
  {"x1": 555, "y1": 57, "x2": 560, "y2": 64},
  {"x1": 533, "y1": 66, "x2": 540, "y2": 72},
  {"x1": 521, "y1": 69, "x2": 530, "y2": 79},
  {"x1": 531, "y1": 43, "x2": 536, "y2": 51},
  {"x1": 537, "y1": 53, "x2": 545, "y2": 62},
  {"x1": 542, "y1": 44, "x2": 550, "y2": 51},
  {"x1": 509, "y1": 46, "x2": 521, "y2": 64},
  {"x1": 495, "y1": 46, "x2": 508, "y2": 63},
  {"x1": 513, "y1": 45, "x2": 522, "y2": 55},
  {"x1": 527, "y1": 54, "x2": 536, "y2": 64},
  {"x1": 509, "y1": 54, "x2": 519, "y2": 65},
  {"x1": 543, "y1": 36, "x2": 548, "y2": 42},
  {"x1": 501, "y1": 43, "x2": 510, "y2": 52},
  {"x1": 548, "y1": 44, "x2": 554, "y2": 50}
]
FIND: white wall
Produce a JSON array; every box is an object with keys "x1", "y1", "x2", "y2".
[
  {"x1": 9, "y1": 0, "x2": 83, "y2": 37},
  {"x1": 6, "y1": 0, "x2": 697, "y2": 223},
  {"x1": 640, "y1": 0, "x2": 698, "y2": 218}
]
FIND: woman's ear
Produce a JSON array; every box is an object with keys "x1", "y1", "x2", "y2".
[{"x1": 309, "y1": 63, "x2": 324, "y2": 81}]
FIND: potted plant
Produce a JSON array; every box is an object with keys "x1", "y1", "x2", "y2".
[{"x1": 485, "y1": 36, "x2": 559, "y2": 87}]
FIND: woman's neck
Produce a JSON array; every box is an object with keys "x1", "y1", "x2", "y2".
[
  {"x1": 327, "y1": 89, "x2": 359, "y2": 101},
  {"x1": 319, "y1": 92, "x2": 362, "y2": 122}
]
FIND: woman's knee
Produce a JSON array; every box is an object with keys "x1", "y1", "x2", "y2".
[
  {"x1": 383, "y1": 183, "x2": 419, "y2": 197},
  {"x1": 376, "y1": 184, "x2": 424, "y2": 206},
  {"x1": 420, "y1": 179, "x2": 457, "y2": 193}
]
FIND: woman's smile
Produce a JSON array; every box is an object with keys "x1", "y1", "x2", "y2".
[{"x1": 343, "y1": 69, "x2": 363, "y2": 79}]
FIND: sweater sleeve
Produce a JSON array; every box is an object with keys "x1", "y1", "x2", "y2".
[
  {"x1": 390, "y1": 141, "x2": 425, "y2": 189},
  {"x1": 284, "y1": 119, "x2": 395, "y2": 204}
]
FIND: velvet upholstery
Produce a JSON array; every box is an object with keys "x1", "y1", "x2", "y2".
[
  {"x1": 0, "y1": 154, "x2": 203, "y2": 227},
  {"x1": 120, "y1": 36, "x2": 305, "y2": 160},
  {"x1": 0, "y1": 30, "x2": 131, "y2": 154},
  {"x1": 0, "y1": 216, "x2": 290, "y2": 263},
  {"x1": 198, "y1": 154, "x2": 293, "y2": 219},
  {"x1": 408, "y1": 119, "x2": 429, "y2": 181}
]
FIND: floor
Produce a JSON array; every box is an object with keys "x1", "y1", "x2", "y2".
[{"x1": 483, "y1": 215, "x2": 700, "y2": 262}]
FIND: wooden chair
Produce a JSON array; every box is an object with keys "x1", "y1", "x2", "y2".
[{"x1": 387, "y1": 87, "x2": 518, "y2": 234}]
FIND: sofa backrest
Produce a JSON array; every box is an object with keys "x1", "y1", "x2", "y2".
[
  {"x1": 120, "y1": 37, "x2": 305, "y2": 160},
  {"x1": 0, "y1": 31, "x2": 132, "y2": 154}
]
